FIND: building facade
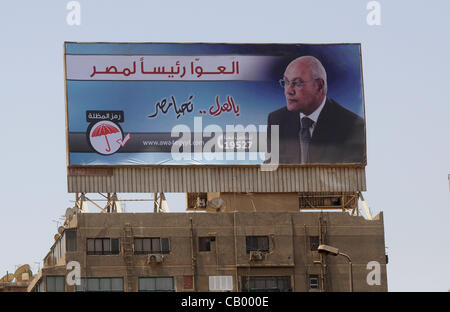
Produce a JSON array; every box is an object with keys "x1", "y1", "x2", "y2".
[{"x1": 28, "y1": 210, "x2": 387, "y2": 292}]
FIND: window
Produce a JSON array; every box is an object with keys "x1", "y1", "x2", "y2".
[
  {"x1": 241, "y1": 276, "x2": 291, "y2": 292},
  {"x1": 86, "y1": 238, "x2": 120, "y2": 255},
  {"x1": 138, "y1": 277, "x2": 174, "y2": 292},
  {"x1": 33, "y1": 280, "x2": 44, "y2": 292},
  {"x1": 76, "y1": 278, "x2": 123, "y2": 292},
  {"x1": 246, "y1": 236, "x2": 269, "y2": 253},
  {"x1": 134, "y1": 237, "x2": 170, "y2": 254},
  {"x1": 309, "y1": 236, "x2": 319, "y2": 251},
  {"x1": 46, "y1": 276, "x2": 65, "y2": 292},
  {"x1": 65, "y1": 229, "x2": 77, "y2": 252},
  {"x1": 50, "y1": 235, "x2": 65, "y2": 265},
  {"x1": 309, "y1": 275, "x2": 319, "y2": 290},
  {"x1": 111, "y1": 238, "x2": 120, "y2": 253},
  {"x1": 331, "y1": 197, "x2": 342, "y2": 206},
  {"x1": 199, "y1": 237, "x2": 215, "y2": 252},
  {"x1": 183, "y1": 276, "x2": 193, "y2": 290},
  {"x1": 209, "y1": 276, "x2": 233, "y2": 291}
]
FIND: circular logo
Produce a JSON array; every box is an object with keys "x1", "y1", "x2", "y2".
[{"x1": 88, "y1": 121, "x2": 123, "y2": 155}]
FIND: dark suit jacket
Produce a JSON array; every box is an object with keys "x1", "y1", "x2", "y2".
[{"x1": 266, "y1": 98, "x2": 366, "y2": 164}]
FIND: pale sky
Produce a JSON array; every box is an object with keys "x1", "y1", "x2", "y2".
[{"x1": 0, "y1": 0, "x2": 449, "y2": 291}]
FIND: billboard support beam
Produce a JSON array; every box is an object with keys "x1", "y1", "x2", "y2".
[
  {"x1": 74, "y1": 193, "x2": 89, "y2": 213},
  {"x1": 153, "y1": 193, "x2": 169, "y2": 213},
  {"x1": 298, "y1": 193, "x2": 360, "y2": 215},
  {"x1": 73, "y1": 192, "x2": 169, "y2": 213},
  {"x1": 74, "y1": 192, "x2": 122, "y2": 213}
]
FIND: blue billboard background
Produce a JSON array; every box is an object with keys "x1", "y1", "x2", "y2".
[{"x1": 65, "y1": 42, "x2": 365, "y2": 165}]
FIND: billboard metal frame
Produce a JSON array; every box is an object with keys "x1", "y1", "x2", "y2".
[{"x1": 64, "y1": 42, "x2": 367, "y2": 193}]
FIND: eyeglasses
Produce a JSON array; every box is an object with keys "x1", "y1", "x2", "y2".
[{"x1": 279, "y1": 79, "x2": 316, "y2": 89}]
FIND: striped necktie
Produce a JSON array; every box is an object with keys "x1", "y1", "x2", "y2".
[{"x1": 299, "y1": 116, "x2": 314, "y2": 164}]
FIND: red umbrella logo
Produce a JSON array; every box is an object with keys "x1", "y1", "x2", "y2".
[
  {"x1": 91, "y1": 123, "x2": 120, "y2": 152},
  {"x1": 88, "y1": 121, "x2": 128, "y2": 155}
]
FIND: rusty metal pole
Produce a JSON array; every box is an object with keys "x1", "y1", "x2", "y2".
[{"x1": 190, "y1": 218, "x2": 197, "y2": 291}]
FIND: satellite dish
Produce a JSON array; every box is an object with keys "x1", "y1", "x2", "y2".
[
  {"x1": 58, "y1": 226, "x2": 65, "y2": 235},
  {"x1": 14, "y1": 264, "x2": 31, "y2": 282},
  {"x1": 207, "y1": 198, "x2": 225, "y2": 212},
  {"x1": 0, "y1": 273, "x2": 14, "y2": 283}
]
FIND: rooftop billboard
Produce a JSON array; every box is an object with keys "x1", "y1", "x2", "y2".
[{"x1": 65, "y1": 42, "x2": 366, "y2": 166}]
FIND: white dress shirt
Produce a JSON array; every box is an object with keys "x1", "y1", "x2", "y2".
[{"x1": 299, "y1": 96, "x2": 327, "y2": 137}]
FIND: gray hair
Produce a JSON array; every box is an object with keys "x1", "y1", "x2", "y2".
[{"x1": 291, "y1": 56, "x2": 327, "y2": 93}]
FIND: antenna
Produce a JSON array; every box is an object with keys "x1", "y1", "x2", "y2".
[
  {"x1": 34, "y1": 261, "x2": 41, "y2": 273},
  {"x1": 52, "y1": 219, "x2": 61, "y2": 228},
  {"x1": 0, "y1": 273, "x2": 14, "y2": 283}
]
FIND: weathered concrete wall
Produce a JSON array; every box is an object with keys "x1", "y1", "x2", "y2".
[
  {"x1": 33, "y1": 211, "x2": 387, "y2": 292},
  {"x1": 219, "y1": 193, "x2": 300, "y2": 212}
]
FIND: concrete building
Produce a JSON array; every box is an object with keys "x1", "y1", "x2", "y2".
[
  {"x1": 28, "y1": 202, "x2": 387, "y2": 292},
  {"x1": 0, "y1": 282, "x2": 30, "y2": 292},
  {"x1": 1, "y1": 264, "x2": 33, "y2": 292}
]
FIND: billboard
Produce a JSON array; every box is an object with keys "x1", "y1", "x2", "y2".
[{"x1": 65, "y1": 42, "x2": 366, "y2": 166}]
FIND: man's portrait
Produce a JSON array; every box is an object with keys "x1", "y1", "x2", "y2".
[{"x1": 267, "y1": 55, "x2": 366, "y2": 164}]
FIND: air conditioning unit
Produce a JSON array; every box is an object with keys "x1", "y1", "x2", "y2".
[
  {"x1": 147, "y1": 254, "x2": 164, "y2": 264},
  {"x1": 249, "y1": 250, "x2": 265, "y2": 261}
]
